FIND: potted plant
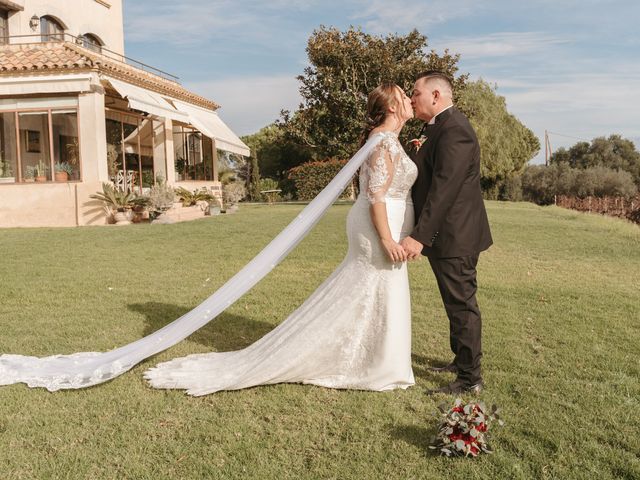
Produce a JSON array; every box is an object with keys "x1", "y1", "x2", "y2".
[
  {"x1": 175, "y1": 156, "x2": 186, "y2": 181},
  {"x1": 223, "y1": 182, "x2": 246, "y2": 213},
  {"x1": 65, "y1": 138, "x2": 79, "y2": 176},
  {"x1": 175, "y1": 186, "x2": 214, "y2": 207},
  {"x1": 148, "y1": 180, "x2": 175, "y2": 221},
  {"x1": 24, "y1": 165, "x2": 36, "y2": 183},
  {"x1": 54, "y1": 162, "x2": 73, "y2": 182},
  {"x1": 90, "y1": 182, "x2": 138, "y2": 225},
  {"x1": 0, "y1": 156, "x2": 15, "y2": 184},
  {"x1": 106, "y1": 144, "x2": 119, "y2": 181},
  {"x1": 34, "y1": 160, "x2": 48, "y2": 182}
]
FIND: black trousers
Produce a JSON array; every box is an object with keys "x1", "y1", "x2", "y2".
[{"x1": 428, "y1": 254, "x2": 483, "y2": 384}]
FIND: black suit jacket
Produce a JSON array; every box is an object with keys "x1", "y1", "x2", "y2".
[{"x1": 409, "y1": 107, "x2": 493, "y2": 258}]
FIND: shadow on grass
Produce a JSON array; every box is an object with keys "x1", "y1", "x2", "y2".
[
  {"x1": 389, "y1": 423, "x2": 438, "y2": 455},
  {"x1": 128, "y1": 302, "x2": 275, "y2": 351},
  {"x1": 412, "y1": 353, "x2": 456, "y2": 385}
]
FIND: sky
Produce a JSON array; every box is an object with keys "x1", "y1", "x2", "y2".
[{"x1": 123, "y1": 0, "x2": 640, "y2": 164}]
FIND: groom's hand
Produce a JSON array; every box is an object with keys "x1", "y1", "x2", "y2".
[{"x1": 400, "y1": 236, "x2": 423, "y2": 260}]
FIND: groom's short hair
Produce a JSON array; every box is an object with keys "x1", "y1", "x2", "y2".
[
  {"x1": 416, "y1": 71, "x2": 453, "y2": 95},
  {"x1": 417, "y1": 71, "x2": 453, "y2": 87}
]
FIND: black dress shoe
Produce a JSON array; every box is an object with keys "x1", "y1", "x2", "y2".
[
  {"x1": 427, "y1": 362, "x2": 458, "y2": 374},
  {"x1": 426, "y1": 379, "x2": 483, "y2": 395}
]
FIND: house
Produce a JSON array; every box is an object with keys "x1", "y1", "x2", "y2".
[{"x1": 0, "y1": 0, "x2": 249, "y2": 227}]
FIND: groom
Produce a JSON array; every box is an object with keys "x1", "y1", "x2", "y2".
[{"x1": 400, "y1": 71, "x2": 493, "y2": 395}]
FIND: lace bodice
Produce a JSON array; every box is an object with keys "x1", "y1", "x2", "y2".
[{"x1": 359, "y1": 132, "x2": 417, "y2": 204}]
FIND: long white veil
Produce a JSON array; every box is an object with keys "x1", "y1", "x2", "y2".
[{"x1": 0, "y1": 137, "x2": 380, "y2": 392}]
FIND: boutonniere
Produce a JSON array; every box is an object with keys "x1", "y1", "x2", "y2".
[{"x1": 410, "y1": 135, "x2": 427, "y2": 152}]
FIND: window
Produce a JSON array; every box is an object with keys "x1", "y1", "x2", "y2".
[
  {"x1": 173, "y1": 125, "x2": 214, "y2": 181},
  {"x1": 52, "y1": 111, "x2": 80, "y2": 181},
  {"x1": 40, "y1": 16, "x2": 64, "y2": 42},
  {"x1": 19, "y1": 112, "x2": 51, "y2": 181},
  {"x1": 0, "y1": 107, "x2": 80, "y2": 184},
  {"x1": 106, "y1": 110, "x2": 166, "y2": 192},
  {"x1": 0, "y1": 9, "x2": 8, "y2": 45},
  {"x1": 0, "y1": 112, "x2": 17, "y2": 183},
  {"x1": 79, "y1": 33, "x2": 102, "y2": 53}
]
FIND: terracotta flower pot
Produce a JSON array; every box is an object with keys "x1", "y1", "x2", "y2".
[
  {"x1": 35, "y1": 176, "x2": 47, "y2": 183},
  {"x1": 113, "y1": 211, "x2": 132, "y2": 225},
  {"x1": 55, "y1": 171, "x2": 69, "y2": 182}
]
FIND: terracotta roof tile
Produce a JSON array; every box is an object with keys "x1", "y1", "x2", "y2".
[{"x1": 0, "y1": 42, "x2": 219, "y2": 110}]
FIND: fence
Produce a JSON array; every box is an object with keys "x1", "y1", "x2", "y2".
[{"x1": 556, "y1": 194, "x2": 640, "y2": 225}]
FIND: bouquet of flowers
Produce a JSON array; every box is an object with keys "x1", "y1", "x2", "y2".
[{"x1": 429, "y1": 398, "x2": 503, "y2": 457}]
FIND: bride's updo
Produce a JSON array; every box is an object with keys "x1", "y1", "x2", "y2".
[{"x1": 362, "y1": 83, "x2": 400, "y2": 143}]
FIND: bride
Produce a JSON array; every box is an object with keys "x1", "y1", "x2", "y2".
[{"x1": 145, "y1": 84, "x2": 418, "y2": 395}]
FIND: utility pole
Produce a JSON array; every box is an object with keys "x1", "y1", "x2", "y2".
[{"x1": 544, "y1": 130, "x2": 552, "y2": 166}]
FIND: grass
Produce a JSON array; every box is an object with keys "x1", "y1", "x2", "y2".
[{"x1": 0, "y1": 201, "x2": 639, "y2": 479}]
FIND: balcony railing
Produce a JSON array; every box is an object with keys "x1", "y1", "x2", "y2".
[{"x1": 0, "y1": 33, "x2": 180, "y2": 82}]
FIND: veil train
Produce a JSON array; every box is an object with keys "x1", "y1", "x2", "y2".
[{"x1": 0, "y1": 137, "x2": 380, "y2": 392}]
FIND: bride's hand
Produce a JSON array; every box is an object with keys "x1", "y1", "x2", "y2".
[{"x1": 381, "y1": 238, "x2": 408, "y2": 263}]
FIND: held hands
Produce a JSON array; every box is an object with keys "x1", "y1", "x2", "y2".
[
  {"x1": 381, "y1": 238, "x2": 408, "y2": 263},
  {"x1": 400, "y1": 236, "x2": 423, "y2": 261}
]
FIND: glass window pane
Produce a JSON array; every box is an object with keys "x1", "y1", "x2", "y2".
[
  {"x1": 80, "y1": 33, "x2": 102, "y2": 53},
  {"x1": 138, "y1": 118, "x2": 154, "y2": 188},
  {"x1": 18, "y1": 112, "x2": 51, "y2": 182},
  {"x1": 173, "y1": 125, "x2": 187, "y2": 181},
  {"x1": 106, "y1": 118, "x2": 123, "y2": 182},
  {"x1": 40, "y1": 16, "x2": 64, "y2": 42},
  {"x1": 203, "y1": 136, "x2": 214, "y2": 181},
  {"x1": 188, "y1": 132, "x2": 204, "y2": 180},
  {"x1": 0, "y1": 111, "x2": 17, "y2": 183},
  {"x1": 51, "y1": 111, "x2": 79, "y2": 181},
  {"x1": 123, "y1": 118, "x2": 140, "y2": 192},
  {"x1": 0, "y1": 9, "x2": 8, "y2": 46},
  {"x1": 152, "y1": 119, "x2": 166, "y2": 182}
]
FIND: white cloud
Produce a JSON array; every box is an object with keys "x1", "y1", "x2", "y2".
[
  {"x1": 352, "y1": 0, "x2": 477, "y2": 33},
  {"x1": 124, "y1": 0, "x2": 320, "y2": 45},
  {"x1": 433, "y1": 32, "x2": 571, "y2": 59},
  {"x1": 483, "y1": 69, "x2": 640, "y2": 163},
  {"x1": 185, "y1": 75, "x2": 302, "y2": 136}
]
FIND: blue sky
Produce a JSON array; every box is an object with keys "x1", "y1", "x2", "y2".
[{"x1": 123, "y1": 0, "x2": 640, "y2": 164}]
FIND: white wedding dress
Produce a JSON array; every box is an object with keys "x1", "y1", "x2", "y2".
[{"x1": 145, "y1": 131, "x2": 418, "y2": 395}]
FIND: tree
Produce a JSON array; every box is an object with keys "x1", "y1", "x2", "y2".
[
  {"x1": 521, "y1": 163, "x2": 637, "y2": 205},
  {"x1": 550, "y1": 135, "x2": 640, "y2": 185},
  {"x1": 247, "y1": 147, "x2": 261, "y2": 201},
  {"x1": 459, "y1": 80, "x2": 540, "y2": 199},
  {"x1": 279, "y1": 26, "x2": 467, "y2": 159},
  {"x1": 241, "y1": 124, "x2": 311, "y2": 180}
]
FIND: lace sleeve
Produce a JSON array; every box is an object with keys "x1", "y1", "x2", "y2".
[{"x1": 364, "y1": 136, "x2": 401, "y2": 204}]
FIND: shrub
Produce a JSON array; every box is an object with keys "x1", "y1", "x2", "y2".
[
  {"x1": 287, "y1": 158, "x2": 354, "y2": 201},
  {"x1": 223, "y1": 182, "x2": 246, "y2": 205},
  {"x1": 522, "y1": 164, "x2": 637, "y2": 205},
  {"x1": 501, "y1": 175, "x2": 523, "y2": 202},
  {"x1": 148, "y1": 181, "x2": 175, "y2": 212},
  {"x1": 175, "y1": 187, "x2": 215, "y2": 207},
  {"x1": 258, "y1": 178, "x2": 281, "y2": 202}
]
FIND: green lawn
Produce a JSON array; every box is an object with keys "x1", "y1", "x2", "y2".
[{"x1": 0, "y1": 202, "x2": 638, "y2": 479}]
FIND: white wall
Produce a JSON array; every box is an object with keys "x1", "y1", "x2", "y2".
[{"x1": 6, "y1": 0, "x2": 124, "y2": 54}]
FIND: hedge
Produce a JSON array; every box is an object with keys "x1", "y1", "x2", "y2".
[{"x1": 287, "y1": 158, "x2": 356, "y2": 201}]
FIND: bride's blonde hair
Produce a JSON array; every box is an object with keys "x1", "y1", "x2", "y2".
[{"x1": 361, "y1": 83, "x2": 402, "y2": 144}]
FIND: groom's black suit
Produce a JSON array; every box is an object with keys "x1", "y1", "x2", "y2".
[{"x1": 408, "y1": 106, "x2": 492, "y2": 385}]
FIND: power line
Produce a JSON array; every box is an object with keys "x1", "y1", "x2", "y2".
[{"x1": 547, "y1": 131, "x2": 591, "y2": 142}]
